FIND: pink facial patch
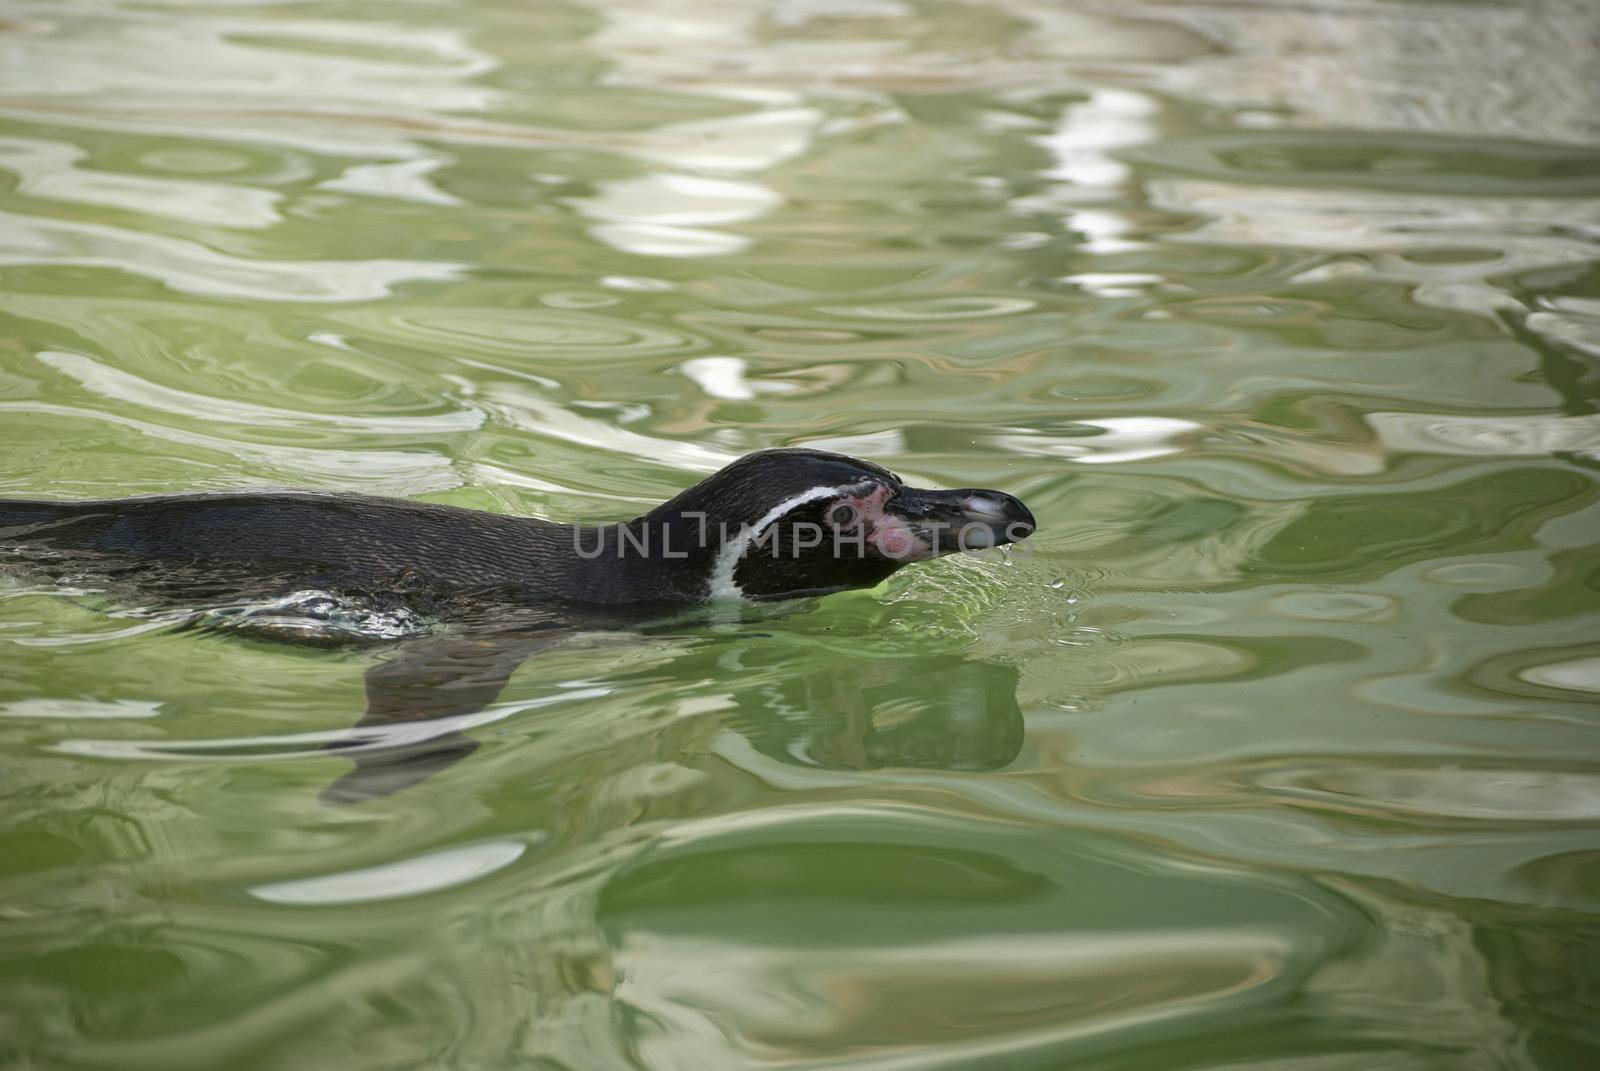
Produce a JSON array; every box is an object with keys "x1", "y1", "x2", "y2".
[
  {"x1": 839, "y1": 484, "x2": 930, "y2": 560},
  {"x1": 874, "y1": 528, "x2": 905, "y2": 557}
]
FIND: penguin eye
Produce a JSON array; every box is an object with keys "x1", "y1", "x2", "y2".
[{"x1": 827, "y1": 502, "x2": 859, "y2": 529}]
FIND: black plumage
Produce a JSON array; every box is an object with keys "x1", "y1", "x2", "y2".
[{"x1": 1, "y1": 448, "x2": 1036, "y2": 800}]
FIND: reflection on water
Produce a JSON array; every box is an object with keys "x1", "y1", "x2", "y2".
[
  {"x1": 250, "y1": 838, "x2": 532, "y2": 906},
  {"x1": 2, "y1": 0, "x2": 1599, "y2": 1067},
  {"x1": 720, "y1": 648, "x2": 1024, "y2": 773},
  {"x1": 596, "y1": 812, "x2": 1343, "y2": 1070}
]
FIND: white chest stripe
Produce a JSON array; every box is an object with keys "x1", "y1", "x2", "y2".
[{"x1": 708, "y1": 484, "x2": 841, "y2": 602}]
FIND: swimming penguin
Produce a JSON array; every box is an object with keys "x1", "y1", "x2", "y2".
[{"x1": 1, "y1": 448, "x2": 1036, "y2": 799}]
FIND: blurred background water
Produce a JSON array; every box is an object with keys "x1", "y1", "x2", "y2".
[{"x1": 2, "y1": 0, "x2": 1599, "y2": 1067}]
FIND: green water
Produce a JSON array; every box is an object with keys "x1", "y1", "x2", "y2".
[{"x1": 3, "y1": 0, "x2": 1599, "y2": 1067}]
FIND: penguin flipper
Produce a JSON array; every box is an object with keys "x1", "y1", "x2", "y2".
[{"x1": 320, "y1": 628, "x2": 564, "y2": 804}]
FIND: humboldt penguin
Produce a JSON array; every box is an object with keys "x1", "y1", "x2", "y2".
[{"x1": 1, "y1": 448, "x2": 1036, "y2": 800}]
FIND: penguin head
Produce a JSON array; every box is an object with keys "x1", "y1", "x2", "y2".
[{"x1": 641, "y1": 449, "x2": 1036, "y2": 601}]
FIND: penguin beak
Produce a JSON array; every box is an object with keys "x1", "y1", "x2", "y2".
[{"x1": 884, "y1": 486, "x2": 1037, "y2": 555}]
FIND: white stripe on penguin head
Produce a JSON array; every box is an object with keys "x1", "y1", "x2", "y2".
[{"x1": 708, "y1": 484, "x2": 845, "y2": 602}]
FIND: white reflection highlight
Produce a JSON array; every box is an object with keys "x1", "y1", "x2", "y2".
[
  {"x1": 1261, "y1": 764, "x2": 1600, "y2": 823},
  {"x1": 319, "y1": 157, "x2": 461, "y2": 206},
  {"x1": 0, "y1": 698, "x2": 162, "y2": 720},
  {"x1": 679, "y1": 356, "x2": 795, "y2": 401},
  {"x1": 483, "y1": 382, "x2": 736, "y2": 472},
  {"x1": 1006, "y1": 89, "x2": 1159, "y2": 256},
  {"x1": 0, "y1": 401, "x2": 457, "y2": 487},
  {"x1": 250, "y1": 839, "x2": 530, "y2": 905},
  {"x1": 581, "y1": 173, "x2": 781, "y2": 257},
  {"x1": 2, "y1": 6, "x2": 499, "y2": 118},
  {"x1": 799, "y1": 429, "x2": 907, "y2": 458},
  {"x1": 0, "y1": 136, "x2": 282, "y2": 227},
  {"x1": 38, "y1": 351, "x2": 485, "y2": 433},
  {"x1": 819, "y1": 296, "x2": 1036, "y2": 320},
  {"x1": 0, "y1": 211, "x2": 462, "y2": 302},
  {"x1": 53, "y1": 686, "x2": 613, "y2": 762},
  {"x1": 991, "y1": 417, "x2": 1200, "y2": 464},
  {"x1": 1035, "y1": 88, "x2": 1155, "y2": 189},
  {"x1": 1368, "y1": 411, "x2": 1600, "y2": 459},
  {"x1": 1518, "y1": 656, "x2": 1600, "y2": 695},
  {"x1": 590, "y1": 222, "x2": 750, "y2": 257},
  {"x1": 1145, "y1": 179, "x2": 1600, "y2": 281},
  {"x1": 1060, "y1": 272, "x2": 1163, "y2": 297},
  {"x1": 616, "y1": 930, "x2": 1290, "y2": 1071},
  {"x1": 637, "y1": 109, "x2": 822, "y2": 173}
]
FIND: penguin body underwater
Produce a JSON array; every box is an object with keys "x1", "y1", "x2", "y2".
[{"x1": 1, "y1": 448, "x2": 1035, "y2": 800}]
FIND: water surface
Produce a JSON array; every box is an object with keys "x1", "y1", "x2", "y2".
[{"x1": 2, "y1": 0, "x2": 1599, "y2": 1068}]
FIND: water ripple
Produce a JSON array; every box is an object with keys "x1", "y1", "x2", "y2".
[
  {"x1": 37, "y1": 351, "x2": 484, "y2": 434},
  {"x1": 0, "y1": 401, "x2": 457, "y2": 488},
  {"x1": 0, "y1": 135, "x2": 283, "y2": 227},
  {"x1": 0, "y1": 210, "x2": 462, "y2": 301},
  {"x1": 330, "y1": 305, "x2": 711, "y2": 362},
  {"x1": 250, "y1": 838, "x2": 534, "y2": 905}
]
